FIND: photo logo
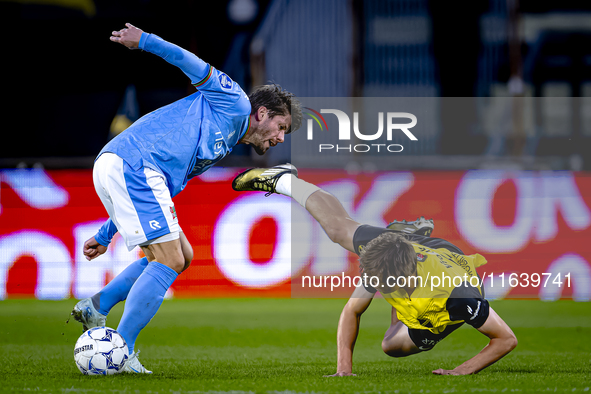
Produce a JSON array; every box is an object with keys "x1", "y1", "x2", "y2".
[
  {"x1": 304, "y1": 108, "x2": 417, "y2": 153},
  {"x1": 303, "y1": 107, "x2": 329, "y2": 136}
]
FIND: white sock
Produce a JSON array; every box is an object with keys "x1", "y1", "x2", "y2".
[
  {"x1": 275, "y1": 173, "x2": 293, "y2": 196},
  {"x1": 275, "y1": 175, "x2": 320, "y2": 208}
]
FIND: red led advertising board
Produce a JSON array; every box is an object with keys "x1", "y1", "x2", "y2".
[{"x1": 1, "y1": 168, "x2": 589, "y2": 300}]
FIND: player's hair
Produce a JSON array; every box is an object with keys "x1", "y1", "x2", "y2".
[
  {"x1": 359, "y1": 232, "x2": 417, "y2": 292},
  {"x1": 249, "y1": 84, "x2": 302, "y2": 134}
]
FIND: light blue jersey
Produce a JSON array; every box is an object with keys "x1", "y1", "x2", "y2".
[
  {"x1": 100, "y1": 32, "x2": 251, "y2": 198},
  {"x1": 95, "y1": 32, "x2": 251, "y2": 246}
]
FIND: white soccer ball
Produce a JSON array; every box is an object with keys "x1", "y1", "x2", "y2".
[{"x1": 74, "y1": 327, "x2": 129, "y2": 375}]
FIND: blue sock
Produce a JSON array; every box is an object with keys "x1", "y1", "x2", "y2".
[
  {"x1": 116, "y1": 261, "x2": 177, "y2": 354},
  {"x1": 91, "y1": 257, "x2": 149, "y2": 315}
]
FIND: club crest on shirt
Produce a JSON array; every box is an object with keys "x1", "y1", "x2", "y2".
[
  {"x1": 170, "y1": 206, "x2": 177, "y2": 220},
  {"x1": 219, "y1": 73, "x2": 233, "y2": 90},
  {"x1": 416, "y1": 253, "x2": 427, "y2": 262}
]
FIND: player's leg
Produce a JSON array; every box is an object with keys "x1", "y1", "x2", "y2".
[
  {"x1": 303, "y1": 188, "x2": 360, "y2": 252},
  {"x1": 73, "y1": 154, "x2": 193, "y2": 333},
  {"x1": 233, "y1": 165, "x2": 435, "y2": 247},
  {"x1": 179, "y1": 231, "x2": 193, "y2": 272},
  {"x1": 381, "y1": 307, "x2": 422, "y2": 357},
  {"x1": 85, "y1": 155, "x2": 181, "y2": 373},
  {"x1": 74, "y1": 231, "x2": 192, "y2": 330},
  {"x1": 90, "y1": 256, "x2": 150, "y2": 315},
  {"x1": 233, "y1": 164, "x2": 360, "y2": 253},
  {"x1": 72, "y1": 153, "x2": 131, "y2": 330},
  {"x1": 97, "y1": 230, "x2": 191, "y2": 313},
  {"x1": 116, "y1": 238, "x2": 182, "y2": 361},
  {"x1": 110, "y1": 164, "x2": 185, "y2": 373},
  {"x1": 384, "y1": 310, "x2": 464, "y2": 357}
]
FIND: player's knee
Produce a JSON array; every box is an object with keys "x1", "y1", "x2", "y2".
[
  {"x1": 160, "y1": 253, "x2": 185, "y2": 274},
  {"x1": 179, "y1": 233, "x2": 193, "y2": 273},
  {"x1": 182, "y1": 245, "x2": 194, "y2": 272},
  {"x1": 382, "y1": 345, "x2": 402, "y2": 358},
  {"x1": 382, "y1": 340, "x2": 404, "y2": 358},
  {"x1": 326, "y1": 223, "x2": 349, "y2": 246},
  {"x1": 382, "y1": 334, "x2": 420, "y2": 358},
  {"x1": 381, "y1": 340, "x2": 391, "y2": 355},
  {"x1": 507, "y1": 335, "x2": 518, "y2": 351}
]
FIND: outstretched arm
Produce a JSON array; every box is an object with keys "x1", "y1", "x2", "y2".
[
  {"x1": 110, "y1": 23, "x2": 209, "y2": 85},
  {"x1": 325, "y1": 286, "x2": 375, "y2": 377},
  {"x1": 110, "y1": 23, "x2": 142, "y2": 49},
  {"x1": 432, "y1": 307, "x2": 517, "y2": 375}
]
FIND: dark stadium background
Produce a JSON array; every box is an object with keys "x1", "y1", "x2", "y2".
[
  {"x1": 2, "y1": 0, "x2": 591, "y2": 169},
  {"x1": 1, "y1": 0, "x2": 271, "y2": 164}
]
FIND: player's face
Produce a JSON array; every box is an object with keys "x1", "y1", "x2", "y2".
[{"x1": 251, "y1": 113, "x2": 291, "y2": 155}]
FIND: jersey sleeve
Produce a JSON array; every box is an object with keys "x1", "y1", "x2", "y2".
[
  {"x1": 94, "y1": 218, "x2": 118, "y2": 247},
  {"x1": 446, "y1": 284, "x2": 490, "y2": 328},
  {"x1": 362, "y1": 283, "x2": 378, "y2": 294},
  {"x1": 192, "y1": 64, "x2": 248, "y2": 113},
  {"x1": 139, "y1": 33, "x2": 246, "y2": 112}
]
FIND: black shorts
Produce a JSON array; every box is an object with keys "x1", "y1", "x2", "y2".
[
  {"x1": 408, "y1": 322, "x2": 464, "y2": 351},
  {"x1": 353, "y1": 224, "x2": 464, "y2": 256},
  {"x1": 408, "y1": 293, "x2": 490, "y2": 352}
]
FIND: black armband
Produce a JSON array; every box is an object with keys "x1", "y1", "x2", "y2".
[{"x1": 447, "y1": 284, "x2": 490, "y2": 329}]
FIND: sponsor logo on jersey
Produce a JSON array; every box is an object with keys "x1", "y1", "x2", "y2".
[
  {"x1": 213, "y1": 131, "x2": 226, "y2": 155},
  {"x1": 149, "y1": 220, "x2": 161, "y2": 230},
  {"x1": 219, "y1": 73, "x2": 233, "y2": 90}
]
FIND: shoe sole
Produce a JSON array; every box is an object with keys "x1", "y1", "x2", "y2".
[
  {"x1": 123, "y1": 367, "x2": 152, "y2": 374},
  {"x1": 70, "y1": 307, "x2": 90, "y2": 332}
]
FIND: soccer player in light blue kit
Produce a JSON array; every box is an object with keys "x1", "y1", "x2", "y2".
[{"x1": 71, "y1": 23, "x2": 302, "y2": 373}]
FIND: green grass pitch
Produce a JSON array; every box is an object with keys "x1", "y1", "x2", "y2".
[{"x1": 1, "y1": 298, "x2": 590, "y2": 393}]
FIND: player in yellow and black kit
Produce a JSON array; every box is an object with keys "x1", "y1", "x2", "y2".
[
  {"x1": 354, "y1": 222, "x2": 489, "y2": 352},
  {"x1": 232, "y1": 164, "x2": 518, "y2": 376}
]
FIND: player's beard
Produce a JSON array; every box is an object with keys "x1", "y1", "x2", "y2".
[
  {"x1": 251, "y1": 130, "x2": 271, "y2": 155},
  {"x1": 253, "y1": 144, "x2": 266, "y2": 155}
]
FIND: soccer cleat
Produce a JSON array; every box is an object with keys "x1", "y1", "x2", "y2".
[
  {"x1": 232, "y1": 163, "x2": 298, "y2": 196},
  {"x1": 121, "y1": 350, "x2": 152, "y2": 374},
  {"x1": 71, "y1": 298, "x2": 107, "y2": 333},
  {"x1": 387, "y1": 216, "x2": 434, "y2": 237}
]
